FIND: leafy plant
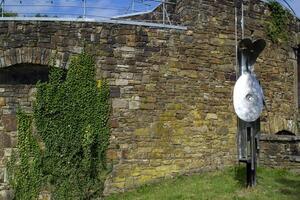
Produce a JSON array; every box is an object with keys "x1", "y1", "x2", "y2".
[
  {"x1": 0, "y1": 8, "x2": 18, "y2": 17},
  {"x1": 7, "y1": 53, "x2": 110, "y2": 199},
  {"x1": 266, "y1": 0, "x2": 291, "y2": 43},
  {"x1": 7, "y1": 111, "x2": 42, "y2": 200}
]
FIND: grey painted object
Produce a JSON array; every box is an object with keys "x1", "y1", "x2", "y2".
[
  {"x1": 233, "y1": 39, "x2": 266, "y2": 122},
  {"x1": 234, "y1": 38, "x2": 266, "y2": 187}
]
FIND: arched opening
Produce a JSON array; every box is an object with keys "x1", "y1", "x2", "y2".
[
  {"x1": 0, "y1": 64, "x2": 51, "y2": 85},
  {"x1": 0, "y1": 64, "x2": 66, "y2": 186},
  {"x1": 275, "y1": 130, "x2": 296, "y2": 136},
  {"x1": 0, "y1": 64, "x2": 55, "y2": 138}
]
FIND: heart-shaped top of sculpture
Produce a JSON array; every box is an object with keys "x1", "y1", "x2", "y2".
[{"x1": 233, "y1": 38, "x2": 266, "y2": 122}]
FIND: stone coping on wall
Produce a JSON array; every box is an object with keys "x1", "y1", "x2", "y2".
[
  {"x1": 0, "y1": 17, "x2": 187, "y2": 30},
  {"x1": 260, "y1": 134, "x2": 300, "y2": 164},
  {"x1": 260, "y1": 134, "x2": 300, "y2": 142}
]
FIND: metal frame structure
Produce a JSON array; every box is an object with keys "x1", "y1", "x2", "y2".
[
  {"x1": 129, "y1": 0, "x2": 173, "y2": 25},
  {"x1": 0, "y1": 16, "x2": 187, "y2": 30},
  {"x1": 0, "y1": 0, "x2": 4, "y2": 18},
  {"x1": 0, "y1": 0, "x2": 178, "y2": 26}
]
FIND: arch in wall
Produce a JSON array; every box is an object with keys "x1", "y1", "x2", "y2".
[
  {"x1": 275, "y1": 130, "x2": 296, "y2": 136},
  {"x1": 0, "y1": 64, "x2": 51, "y2": 85},
  {"x1": 0, "y1": 47, "x2": 70, "y2": 69}
]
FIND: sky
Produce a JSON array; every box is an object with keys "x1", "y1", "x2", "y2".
[
  {"x1": 2, "y1": 0, "x2": 300, "y2": 19},
  {"x1": 276, "y1": 0, "x2": 300, "y2": 17},
  {"x1": 3, "y1": 0, "x2": 160, "y2": 18}
]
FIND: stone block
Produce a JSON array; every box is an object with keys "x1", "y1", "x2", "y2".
[
  {"x1": 107, "y1": 149, "x2": 118, "y2": 161},
  {"x1": 205, "y1": 113, "x2": 218, "y2": 120},
  {"x1": 0, "y1": 98, "x2": 5, "y2": 107},
  {"x1": 4, "y1": 149, "x2": 12, "y2": 157},
  {"x1": 0, "y1": 190, "x2": 14, "y2": 200},
  {"x1": 110, "y1": 119, "x2": 119, "y2": 128},
  {"x1": 140, "y1": 103, "x2": 155, "y2": 110},
  {"x1": 120, "y1": 73, "x2": 134, "y2": 79},
  {"x1": 115, "y1": 79, "x2": 129, "y2": 86},
  {"x1": 129, "y1": 101, "x2": 140, "y2": 110},
  {"x1": 1, "y1": 115, "x2": 17, "y2": 132},
  {"x1": 118, "y1": 46, "x2": 135, "y2": 52},
  {"x1": 0, "y1": 133, "x2": 11, "y2": 148},
  {"x1": 143, "y1": 96, "x2": 156, "y2": 103},
  {"x1": 112, "y1": 99, "x2": 128, "y2": 109}
]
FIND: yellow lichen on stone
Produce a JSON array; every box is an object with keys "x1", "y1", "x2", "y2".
[{"x1": 135, "y1": 127, "x2": 150, "y2": 136}]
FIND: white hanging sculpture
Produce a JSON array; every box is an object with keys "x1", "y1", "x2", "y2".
[{"x1": 233, "y1": 39, "x2": 266, "y2": 122}]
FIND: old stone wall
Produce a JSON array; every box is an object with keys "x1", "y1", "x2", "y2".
[
  {"x1": 0, "y1": 85, "x2": 35, "y2": 196},
  {"x1": 0, "y1": 0, "x2": 298, "y2": 196},
  {"x1": 260, "y1": 134, "x2": 300, "y2": 170},
  {"x1": 175, "y1": 0, "x2": 299, "y2": 134}
]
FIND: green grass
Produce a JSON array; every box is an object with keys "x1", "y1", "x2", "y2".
[{"x1": 105, "y1": 167, "x2": 300, "y2": 200}]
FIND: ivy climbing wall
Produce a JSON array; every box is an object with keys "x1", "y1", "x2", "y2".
[
  {"x1": 0, "y1": 85, "x2": 36, "y2": 197},
  {"x1": 0, "y1": 0, "x2": 299, "y2": 197}
]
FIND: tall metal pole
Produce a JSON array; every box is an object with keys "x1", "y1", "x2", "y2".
[
  {"x1": 241, "y1": 1, "x2": 244, "y2": 39},
  {"x1": 131, "y1": 0, "x2": 135, "y2": 12},
  {"x1": 162, "y1": 0, "x2": 165, "y2": 24},
  {"x1": 234, "y1": 5, "x2": 238, "y2": 77},
  {"x1": 83, "y1": 0, "x2": 86, "y2": 18},
  {"x1": 1, "y1": 0, "x2": 4, "y2": 18}
]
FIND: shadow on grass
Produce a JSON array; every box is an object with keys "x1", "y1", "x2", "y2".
[
  {"x1": 234, "y1": 165, "x2": 247, "y2": 187},
  {"x1": 276, "y1": 175, "x2": 300, "y2": 199}
]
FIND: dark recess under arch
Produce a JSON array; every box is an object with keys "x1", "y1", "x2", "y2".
[{"x1": 0, "y1": 64, "x2": 65, "y2": 85}]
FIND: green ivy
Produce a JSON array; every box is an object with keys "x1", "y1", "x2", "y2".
[
  {"x1": 7, "y1": 111, "x2": 42, "y2": 200},
  {"x1": 266, "y1": 0, "x2": 291, "y2": 43},
  {"x1": 7, "y1": 53, "x2": 110, "y2": 199}
]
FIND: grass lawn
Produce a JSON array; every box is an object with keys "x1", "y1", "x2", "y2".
[{"x1": 105, "y1": 167, "x2": 300, "y2": 200}]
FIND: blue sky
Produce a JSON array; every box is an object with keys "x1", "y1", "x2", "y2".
[
  {"x1": 275, "y1": 0, "x2": 300, "y2": 16},
  {"x1": 4, "y1": 0, "x2": 160, "y2": 18},
  {"x1": 3, "y1": 0, "x2": 300, "y2": 19}
]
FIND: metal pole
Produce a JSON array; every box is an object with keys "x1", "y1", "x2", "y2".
[
  {"x1": 83, "y1": 0, "x2": 86, "y2": 18},
  {"x1": 246, "y1": 124, "x2": 257, "y2": 187},
  {"x1": 132, "y1": 0, "x2": 135, "y2": 12},
  {"x1": 162, "y1": 0, "x2": 165, "y2": 24},
  {"x1": 241, "y1": 0, "x2": 244, "y2": 39},
  {"x1": 1, "y1": 0, "x2": 4, "y2": 18},
  {"x1": 235, "y1": 6, "x2": 238, "y2": 77}
]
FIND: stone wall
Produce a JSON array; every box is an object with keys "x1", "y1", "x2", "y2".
[
  {"x1": 260, "y1": 134, "x2": 300, "y2": 170},
  {"x1": 175, "y1": 0, "x2": 299, "y2": 134},
  {"x1": 0, "y1": 85, "x2": 36, "y2": 196},
  {"x1": 0, "y1": 0, "x2": 298, "y2": 196}
]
